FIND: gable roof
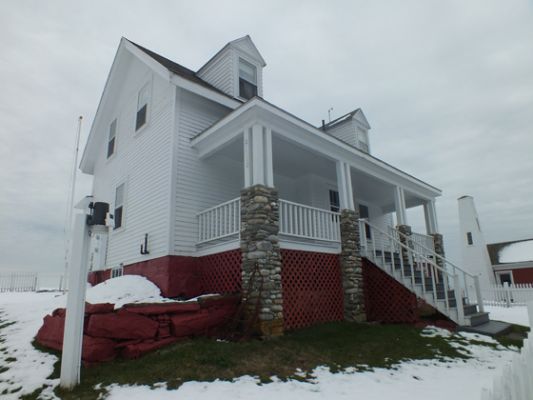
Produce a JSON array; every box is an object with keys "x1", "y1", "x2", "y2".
[
  {"x1": 322, "y1": 108, "x2": 371, "y2": 131},
  {"x1": 487, "y1": 238, "x2": 533, "y2": 265},
  {"x1": 128, "y1": 40, "x2": 233, "y2": 99},
  {"x1": 197, "y1": 35, "x2": 266, "y2": 75}
]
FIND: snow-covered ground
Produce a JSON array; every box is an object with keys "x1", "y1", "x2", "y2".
[
  {"x1": 0, "y1": 277, "x2": 529, "y2": 400},
  {"x1": 485, "y1": 304, "x2": 531, "y2": 326}
]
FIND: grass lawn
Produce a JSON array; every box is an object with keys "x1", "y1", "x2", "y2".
[{"x1": 18, "y1": 321, "x2": 526, "y2": 400}]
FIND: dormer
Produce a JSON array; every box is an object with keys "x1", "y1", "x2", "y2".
[
  {"x1": 322, "y1": 109, "x2": 372, "y2": 153},
  {"x1": 197, "y1": 35, "x2": 266, "y2": 100}
]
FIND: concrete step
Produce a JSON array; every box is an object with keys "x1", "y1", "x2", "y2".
[
  {"x1": 463, "y1": 304, "x2": 478, "y2": 316},
  {"x1": 459, "y1": 320, "x2": 513, "y2": 337},
  {"x1": 464, "y1": 312, "x2": 490, "y2": 327}
]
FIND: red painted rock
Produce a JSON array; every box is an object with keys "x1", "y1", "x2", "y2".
[
  {"x1": 122, "y1": 302, "x2": 200, "y2": 315},
  {"x1": 82, "y1": 335, "x2": 116, "y2": 363},
  {"x1": 86, "y1": 310, "x2": 158, "y2": 339},
  {"x1": 198, "y1": 295, "x2": 240, "y2": 310},
  {"x1": 35, "y1": 315, "x2": 65, "y2": 351},
  {"x1": 121, "y1": 337, "x2": 180, "y2": 359},
  {"x1": 52, "y1": 308, "x2": 66, "y2": 318},
  {"x1": 170, "y1": 310, "x2": 211, "y2": 337},
  {"x1": 85, "y1": 303, "x2": 115, "y2": 314}
]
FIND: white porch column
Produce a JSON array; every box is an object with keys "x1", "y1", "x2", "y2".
[
  {"x1": 394, "y1": 186, "x2": 407, "y2": 226},
  {"x1": 243, "y1": 124, "x2": 274, "y2": 187},
  {"x1": 336, "y1": 161, "x2": 355, "y2": 210},
  {"x1": 423, "y1": 200, "x2": 439, "y2": 234}
]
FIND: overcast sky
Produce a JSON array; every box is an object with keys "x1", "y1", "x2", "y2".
[{"x1": 1, "y1": 0, "x2": 532, "y2": 274}]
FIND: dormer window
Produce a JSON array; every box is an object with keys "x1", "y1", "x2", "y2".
[{"x1": 238, "y1": 58, "x2": 257, "y2": 100}]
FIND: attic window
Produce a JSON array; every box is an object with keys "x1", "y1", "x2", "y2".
[
  {"x1": 467, "y1": 232, "x2": 473, "y2": 245},
  {"x1": 238, "y1": 58, "x2": 257, "y2": 100},
  {"x1": 136, "y1": 83, "x2": 150, "y2": 131},
  {"x1": 107, "y1": 119, "x2": 117, "y2": 158}
]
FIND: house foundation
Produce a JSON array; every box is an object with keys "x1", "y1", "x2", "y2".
[
  {"x1": 240, "y1": 185, "x2": 284, "y2": 337},
  {"x1": 339, "y1": 209, "x2": 366, "y2": 322}
]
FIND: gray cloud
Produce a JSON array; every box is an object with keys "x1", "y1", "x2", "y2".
[{"x1": 1, "y1": 0, "x2": 532, "y2": 272}]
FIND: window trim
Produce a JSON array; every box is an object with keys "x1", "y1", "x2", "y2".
[
  {"x1": 113, "y1": 181, "x2": 127, "y2": 232},
  {"x1": 135, "y1": 81, "x2": 151, "y2": 135},
  {"x1": 106, "y1": 118, "x2": 118, "y2": 160}
]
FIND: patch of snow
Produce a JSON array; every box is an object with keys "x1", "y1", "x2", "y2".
[
  {"x1": 86, "y1": 275, "x2": 169, "y2": 308},
  {"x1": 497, "y1": 239, "x2": 533, "y2": 263},
  {"x1": 485, "y1": 305, "x2": 531, "y2": 326}
]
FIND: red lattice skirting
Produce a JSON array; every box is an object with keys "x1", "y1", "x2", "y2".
[
  {"x1": 362, "y1": 258, "x2": 418, "y2": 323},
  {"x1": 87, "y1": 250, "x2": 242, "y2": 299},
  {"x1": 281, "y1": 249, "x2": 344, "y2": 331}
]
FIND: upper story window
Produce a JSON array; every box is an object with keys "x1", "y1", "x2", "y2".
[
  {"x1": 238, "y1": 58, "x2": 257, "y2": 100},
  {"x1": 466, "y1": 232, "x2": 473, "y2": 245},
  {"x1": 136, "y1": 83, "x2": 150, "y2": 131},
  {"x1": 107, "y1": 119, "x2": 117, "y2": 158},
  {"x1": 114, "y1": 183, "x2": 125, "y2": 230}
]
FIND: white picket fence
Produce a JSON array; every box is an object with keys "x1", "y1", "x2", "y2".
[
  {"x1": 482, "y1": 283, "x2": 533, "y2": 307},
  {"x1": 0, "y1": 272, "x2": 65, "y2": 292},
  {"x1": 482, "y1": 302, "x2": 533, "y2": 400}
]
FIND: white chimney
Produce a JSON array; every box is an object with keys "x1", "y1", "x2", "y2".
[{"x1": 458, "y1": 195, "x2": 495, "y2": 289}]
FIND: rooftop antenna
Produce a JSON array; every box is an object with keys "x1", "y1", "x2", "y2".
[
  {"x1": 63, "y1": 116, "x2": 83, "y2": 293},
  {"x1": 328, "y1": 107, "x2": 334, "y2": 123}
]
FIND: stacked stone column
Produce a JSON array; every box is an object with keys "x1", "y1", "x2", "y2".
[
  {"x1": 339, "y1": 209, "x2": 366, "y2": 322},
  {"x1": 240, "y1": 185, "x2": 284, "y2": 337},
  {"x1": 397, "y1": 224, "x2": 414, "y2": 272}
]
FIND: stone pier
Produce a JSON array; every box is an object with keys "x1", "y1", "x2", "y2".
[
  {"x1": 339, "y1": 209, "x2": 366, "y2": 322},
  {"x1": 240, "y1": 185, "x2": 284, "y2": 337}
]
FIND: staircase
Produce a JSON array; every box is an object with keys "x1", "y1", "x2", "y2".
[{"x1": 359, "y1": 220, "x2": 510, "y2": 335}]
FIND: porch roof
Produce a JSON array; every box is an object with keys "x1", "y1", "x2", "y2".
[{"x1": 191, "y1": 97, "x2": 442, "y2": 201}]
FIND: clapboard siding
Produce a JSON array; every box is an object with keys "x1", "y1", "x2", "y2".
[
  {"x1": 173, "y1": 89, "x2": 239, "y2": 255},
  {"x1": 327, "y1": 121, "x2": 357, "y2": 147},
  {"x1": 91, "y1": 56, "x2": 174, "y2": 268},
  {"x1": 197, "y1": 50, "x2": 234, "y2": 97}
]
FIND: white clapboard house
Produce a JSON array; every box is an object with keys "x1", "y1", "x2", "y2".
[{"x1": 80, "y1": 36, "x2": 498, "y2": 334}]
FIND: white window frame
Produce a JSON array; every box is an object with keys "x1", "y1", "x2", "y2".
[
  {"x1": 135, "y1": 81, "x2": 151, "y2": 134},
  {"x1": 113, "y1": 182, "x2": 127, "y2": 231},
  {"x1": 107, "y1": 118, "x2": 118, "y2": 159}
]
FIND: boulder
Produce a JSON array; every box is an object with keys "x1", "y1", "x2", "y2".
[
  {"x1": 170, "y1": 310, "x2": 211, "y2": 337},
  {"x1": 82, "y1": 335, "x2": 116, "y2": 363},
  {"x1": 35, "y1": 315, "x2": 65, "y2": 351},
  {"x1": 198, "y1": 295, "x2": 240, "y2": 310},
  {"x1": 122, "y1": 302, "x2": 200, "y2": 315},
  {"x1": 85, "y1": 303, "x2": 115, "y2": 314},
  {"x1": 86, "y1": 310, "x2": 158, "y2": 339}
]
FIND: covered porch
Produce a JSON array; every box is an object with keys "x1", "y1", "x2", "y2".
[{"x1": 191, "y1": 98, "x2": 441, "y2": 256}]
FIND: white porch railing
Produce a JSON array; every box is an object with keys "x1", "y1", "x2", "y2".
[
  {"x1": 197, "y1": 198, "x2": 341, "y2": 245},
  {"x1": 197, "y1": 197, "x2": 240, "y2": 244},
  {"x1": 279, "y1": 199, "x2": 341, "y2": 242}
]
